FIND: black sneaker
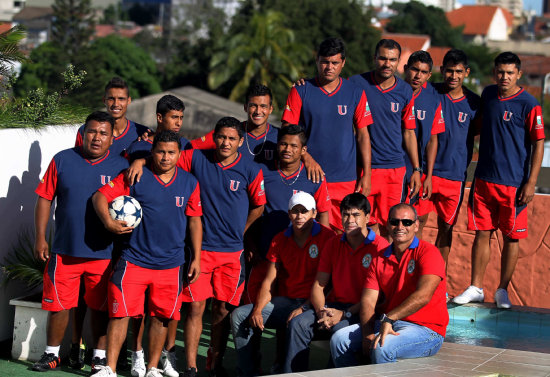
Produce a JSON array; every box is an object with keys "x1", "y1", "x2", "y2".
[
  {"x1": 90, "y1": 356, "x2": 107, "y2": 375},
  {"x1": 182, "y1": 367, "x2": 197, "y2": 377},
  {"x1": 69, "y1": 343, "x2": 86, "y2": 370},
  {"x1": 32, "y1": 352, "x2": 61, "y2": 372}
]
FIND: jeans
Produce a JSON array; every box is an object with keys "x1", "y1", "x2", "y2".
[
  {"x1": 283, "y1": 303, "x2": 357, "y2": 373},
  {"x1": 330, "y1": 320, "x2": 444, "y2": 366},
  {"x1": 230, "y1": 296, "x2": 305, "y2": 377}
]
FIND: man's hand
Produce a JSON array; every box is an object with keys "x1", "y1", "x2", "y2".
[
  {"x1": 372, "y1": 322, "x2": 400, "y2": 349},
  {"x1": 355, "y1": 174, "x2": 371, "y2": 197},
  {"x1": 34, "y1": 237, "x2": 50, "y2": 261},
  {"x1": 104, "y1": 218, "x2": 134, "y2": 235},
  {"x1": 287, "y1": 306, "x2": 305, "y2": 325},
  {"x1": 302, "y1": 152, "x2": 324, "y2": 183},
  {"x1": 187, "y1": 259, "x2": 200, "y2": 284},
  {"x1": 137, "y1": 129, "x2": 154, "y2": 142},
  {"x1": 250, "y1": 309, "x2": 264, "y2": 331},
  {"x1": 126, "y1": 159, "x2": 146, "y2": 185},
  {"x1": 316, "y1": 307, "x2": 344, "y2": 330},
  {"x1": 293, "y1": 78, "x2": 306, "y2": 87},
  {"x1": 409, "y1": 171, "x2": 421, "y2": 199},
  {"x1": 518, "y1": 181, "x2": 535, "y2": 205},
  {"x1": 422, "y1": 175, "x2": 432, "y2": 200}
]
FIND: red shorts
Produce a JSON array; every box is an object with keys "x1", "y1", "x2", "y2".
[
  {"x1": 181, "y1": 250, "x2": 245, "y2": 306},
  {"x1": 42, "y1": 254, "x2": 111, "y2": 312},
  {"x1": 467, "y1": 178, "x2": 528, "y2": 239},
  {"x1": 108, "y1": 259, "x2": 183, "y2": 319},
  {"x1": 244, "y1": 259, "x2": 273, "y2": 305},
  {"x1": 326, "y1": 180, "x2": 355, "y2": 232},
  {"x1": 418, "y1": 176, "x2": 465, "y2": 225},
  {"x1": 368, "y1": 167, "x2": 406, "y2": 226}
]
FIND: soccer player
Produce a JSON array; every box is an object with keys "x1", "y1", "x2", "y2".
[
  {"x1": 420, "y1": 49, "x2": 480, "y2": 263},
  {"x1": 281, "y1": 37, "x2": 373, "y2": 231},
  {"x1": 91, "y1": 130, "x2": 202, "y2": 377},
  {"x1": 402, "y1": 51, "x2": 445, "y2": 235},
  {"x1": 32, "y1": 111, "x2": 128, "y2": 373},
  {"x1": 75, "y1": 77, "x2": 149, "y2": 157},
  {"x1": 454, "y1": 52, "x2": 545, "y2": 309},
  {"x1": 330, "y1": 203, "x2": 448, "y2": 366},
  {"x1": 283, "y1": 193, "x2": 388, "y2": 373},
  {"x1": 231, "y1": 192, "x2": 334, "y2": 376},
  {"x1": 349, "y1": 39, "x2": 421, "y2": 237}
]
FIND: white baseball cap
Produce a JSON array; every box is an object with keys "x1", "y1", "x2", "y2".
[{"x1": 288, "y1": 191, "x2": 316, "y2": 211}]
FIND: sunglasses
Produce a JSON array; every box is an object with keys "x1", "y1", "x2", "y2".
[{"x1": 388, "y1": 218, "x2": 415, "y2": 227}]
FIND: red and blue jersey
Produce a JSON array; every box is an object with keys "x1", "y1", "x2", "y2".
[
  {"x1": 281, "y1": 77, "x2": 372, "y2": 182},
  {"x1": 432, "y1": 83, "x2": 480, "y2": 182},
  {"x1": 35, "y1": 148, "x2": 129, "y2": 259},
  {"x1": 178, "y1": 149, "x2": 266, "y2": 252},
  {"x1": 98, "y1": 165, "x2": 202, "y2": 269},
  {"x1": 75, "y1": 119, "x2": 150, "y2": 157},
  {"x1": 259, "y1": 161, "x2": 331, "y2": 257},
  {"x1": 475, "y1": 85, "x2": 545, "y2": 187},
  {"x1": 125, "y1": 136, "x2": 191, "y2": 161},
  {"x1": 349, "y1": 72, "x2": 415, "y2": 169}
]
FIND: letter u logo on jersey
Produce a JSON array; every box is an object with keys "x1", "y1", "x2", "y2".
[
  {"x1": 229, "y1": 180, "x2": 241, "y2": 191},
  {"x1": 337, "y1": 105, "x2": 347, "y2": 115},
  {"x1": 264, "y1": 150, "x2": 274, "y2": 160},
  {"x1": 416, "y1": 110, "x2": 426, "y2": 120},
  {"x1": 457, "y1": 112, "x2": 468, "y2": 123},
  {"x1": 100, "y1": 175, "x2": 112, "y2": 185},
  {"x1": 391, "y1": 102, "x2": 400, "y2": 113},
  {"x1": 175, "y1": 196, "x2": 185, "y2": 207},
  {"x1": 503, "y1": 111, "x2": 513, "y2": 121}
]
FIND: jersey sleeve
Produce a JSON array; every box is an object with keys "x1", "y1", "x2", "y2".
[
  {"x1": 363, "y1": 256, "x2": 381, "y2": 291},
  {"x1": 417, "y1": 242, "x2": 445, "y2": 279},
  {"x1": 185, "y1": 181, "x2": 203, "y2": 216},
  {"x1": 177, "y1": 149, "x2": 194, "y2": 172},
  {"x1": 35, "y1": 158, "x2": 58, "y2": 200},
  {"x1": 354, "y1": 91, "x2": 373, "y2": 129},
  {"x1": 75, "y1": 127, "x2": 83, "y2": 147},
  {"x1": 313, "y1": 180, "x2": 331, "y2": 213},
  {"x1": 97, "y1": 173, "x2": 130, "y2": 202},
  {"x1": 248, "y1": 168, "x2": 267, "y2": 206},
  {"x1": 190, "y1": 130, "x2": 215, "y2": 150},
  {"x1": 431, "y1": 102, "x2": 445, "y2": 135},
  {"x1": 281, "y1": 87, "x2": 302, "y2": 124},
  {"x1": 317, "y1": 238, "x2": 335, "y2": 274},
  {"x1": 525, "y1": 105, "x2": 545, "y2": 141},
  {"x1": 402, "y1": 96, "x2": 416, "y2": 130},
  {"x1": 266, "y1": 233, "x2": 283, "y2": 263}
]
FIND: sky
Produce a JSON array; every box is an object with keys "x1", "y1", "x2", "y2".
[{"x1": 458, "y1": 0, "x2": 543, "y2": 14}]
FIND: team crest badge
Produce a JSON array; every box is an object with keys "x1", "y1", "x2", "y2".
[
  {"x1": 362, "y1": 253, "x2": 372, "y2": 268},
  {"x1": 309, "y1": 244, "x2": 319, "y2": 258},
  {"x1": 337, "y1": 105, "x2": 348, "y2": 115},
  {"x1": 175, "y1": 196, "x2": 185, "y2": 207},
  {"x1": 391, "y1": 102, "x2": 400, "y2": 113},
  {"x1": 264, "y1": 150, "x2": 274, "y2": 160},
  {"x1": 286, "y1": 105, "x2": 291, "y2": 111},
  {"x1": 108, "y1": 181, "x2": 114, "y2": 188},
  {"x1": 101, "y1": 175, "x2": 112, "y2": 185},
  {"x1": 457, "y1": 112, "x2": 468, "y2": 123},
  {"x1": 112, "y1": 299, "x2": 119, "y2": 314},
  {"x1": 536, "y1": 115, "x2": 543, "y2": 129},
  {"x1": 201, "y1": 136, "x2": 206, "y2": 142},
  {"x1": 407, "y1": 260, "x2": 416, "y2": 274},
  {"x1": 229, "y1": 180, "x2": 240, "y2": 191},
  {"x1": 416, "y1": 110, "x2": 426, "y2": 120},
  {"x1": 41, "y1": 178, "x2": 44, "y2": 183},
  {"x1": 503, "y1": 111, "x2": 513, "y2": 121},
  {"x1": 365, "y1": 102, "x2": 371, "y2": 117}
]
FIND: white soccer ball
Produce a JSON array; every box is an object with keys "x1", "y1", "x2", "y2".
[{"x1": 108, "y1": 195, "x2": 142, "y2": 228}]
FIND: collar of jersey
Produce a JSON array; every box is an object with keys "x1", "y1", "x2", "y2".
[
  {"x1": 498, "y1": 87, "x2": 524, "y2": 101},
  {"x1": 315, "y1": 77, "x2": 342, "y2": 97},
  {"x1": 114, "y1": 119, "x2": 130, "y2": 141},
  {"x1": 340, "y1": 227, "x2": 376, "y2": 245},
  {"x1": 370, "y1": 72, "x2": 397, "y2": 93},
  {"x1": 83, "y1": 149, "x2": 110, "y2": 165},
  {"x1": 246, "y1": 123, "x2": 270, "y2": 140},
  {"x1": 278, "y1": 162, "x2": 304, "y2": 179},
  {"x1": 284, "y1": 220, "x2": 321, "y2": 237},
  {"x1": 216, "y1": 152, "x2": 241, "y2": 169},
  {"x1": 383, "y1": 236, "x2": 419, "y2": 258},
  {"x1": 151, "y1": 163, "x2": 178, "y2": 186}
]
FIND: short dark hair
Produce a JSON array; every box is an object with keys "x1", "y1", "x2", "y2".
[
  {"x1": 341, "y1": 193, "x2": 371, "y2": 215},
  {"x1": 245, "y1": 84, "x2": 273, "y2": 105},
  {"x1": 406, "y1": 50, "x2": 433, "y2": 71},
  {"x1": 494, "y1": 51, "x2": 521, "y2": 70},
  {"x1": 375, "y1": 39, "x2": 401, "y2": 57},
  {"x1": 317, "y1": 37, "x2": 346, "y2": 60},
  {"x1": 442, "y1": 49, "x2": 468, "y2": 69},
  {"x1": 157, "y1": 95, "x2": 185, "y2": 116},
  {"x1": 214, "y1": 117, "x2": 244, "y2": 138},
  {"x1": 278, "y1": 124, "x2": 307, "y2": 146},
  {"x1": 388, "y1": 203, "x2": 418, "y2": 221},
  {"x1": 84, "y1": 111, "x2": 115, "y2": 133},
  {"x1": 152, "y1": 130, "x2": 181, "y2": 150},
  {"x1": 104, "y1": 76, "x2": 129, "y2": 96}
]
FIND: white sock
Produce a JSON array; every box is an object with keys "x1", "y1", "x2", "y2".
[
  {"x1": 45, "y1": 345, "x2": 60, "y2": 357},
  {"x1": 134, "y1": 349, "x2": 144, "y2": 356},
  {"x1": 93, "y1": 349, "x2": 106, "y2": 359}
]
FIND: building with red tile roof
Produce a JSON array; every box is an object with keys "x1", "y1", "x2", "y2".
[{"x1": 447, "y1": 5, "x2": 513, "y2": 44}]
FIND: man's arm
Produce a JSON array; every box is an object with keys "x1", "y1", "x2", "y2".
[
  {"x1": 250, "y1": 262, "x2": 278, "y2": 330},
  {"x1": 360, "y1": 288, "x2": 379, "y2": 354},
  {"x1": 126, "y1": 157, "x2": 148, "y2": 185},
  {"x1": 92, "y1": 191, "x2": 134, "y2": 234},
  {"x1": 519, "y1": 138, "x2": 544, "y2": 205},
  {"x1": 187, "y1": 216, "x2": 202, "y2": 283},
  {"x1": 422, "y1": 135, "x2": 438, "y2": 200},
  {"x1": 34, "y1": 197, "x2": 53, "y2": 261},
  {"x1": 317, "y1": 211, "x2": 329, "y2": 228},
  {"x1": 310, "y1": 271, "x2": 330, "y2": 316},
  {"x1": 244, "y1": 205, "x2": 264, "y2": 234},
  {"x1": 355, "y1": 126, "x2": 372, "y2": 197},
  {"x1": 403, "y1": 129, "x2": 421, "y2": 198}
]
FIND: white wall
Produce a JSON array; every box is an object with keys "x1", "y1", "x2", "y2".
[
  {"x1": 487, "y1": 8, "x2": 510, "y2": 41},
  {"x1": 0, "y1": 124, "x2": 79, "y2": 341}
]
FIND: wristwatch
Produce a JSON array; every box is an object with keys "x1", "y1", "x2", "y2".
[
  {"x1": 344, "y1": 311, "x2": 352, "y2": 319},
  {"x1": 380, "y1": 313, "x2": 395, "y2": 325},
  {"x1": 413, "y1": 167, "x2": 423, "y2": 174}
]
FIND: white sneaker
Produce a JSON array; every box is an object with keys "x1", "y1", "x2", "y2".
[
  {"x1": 160, "y1": 349, "x2": 179, "y2": 377},
  {"x1": 145, "y1": 367, "x2": 164, "y2": 377},
  {"x1": 453, "y1": 285, "x2": 484, "y2": 304},
  {"x1": 495, "y1": 288, "x2": 511, "y2": 309},
  {"x1": 131, "y1": 350, "x2": 146, "y2": 377},
  {"x1": 93, "y1": 365, "x2": 117, "y2": 377}
]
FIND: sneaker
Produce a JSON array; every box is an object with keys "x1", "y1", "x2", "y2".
[
  {"x1": 32, "y1": 352, "x2": 61, "y2": 372},
  {"x1": 91, "y1": 357, "x2": 107, "y2": 375},
  {"x1": 182, "y1": 367, "x2": 197, "y2": 377},
  {"x1": 160, "y1": 349, "x2": 178, "y2": 377},
  {"x1": 91, "y1": 365, "x2": 117, "y2": 377},
  {"x1": 131, "y1": 351, "x2": 146, "y2": 377},
  {"x1": 495, "y1": 288, "x2": 512, "y2": 309},
  {"x1": 452, "y1": 285, "x2": 484, "y2": 304},
  {"x1": 145, "y1": 367, "x2": 163, "y2": 377},
  {"x1": 69, "y1": 343, "x2": 86, "y2": 370}
]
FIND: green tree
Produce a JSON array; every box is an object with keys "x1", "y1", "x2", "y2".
[
  {"x1": 51, "y1": 0, "x2": 95, "y2": 58},
  {"x1": 0, "y1": 25, "x2": 27, "y2": 76},
  {"x1": 208, "y1": 10, "x2": 309, "y2": 109}
]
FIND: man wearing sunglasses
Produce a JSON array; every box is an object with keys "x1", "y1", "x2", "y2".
[{"x1": 330, "y1": 203, "x2": 448, "y2": 366}]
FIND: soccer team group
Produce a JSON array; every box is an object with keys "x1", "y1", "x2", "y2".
[{"x1": 31, "y1": 36, "x2": 545, "y2": 377}]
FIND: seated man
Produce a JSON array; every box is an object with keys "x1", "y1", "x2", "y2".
[
  {"x1": 231, "y1": 192, "x2": 334, "y2": 376},
  {"x1": 330, "y1": 203, "x2": 448, "y2": 366},
  {"x1": 284, "y1": 193, "x2": 388, "y2": 373}
]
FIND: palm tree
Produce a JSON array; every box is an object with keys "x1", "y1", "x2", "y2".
[
  {"x1": 0, "y1": 25, "x2": 27, "y2": 76},
  {"x1": 208, "y1": 10, "x2": 309, "y2": 109}
]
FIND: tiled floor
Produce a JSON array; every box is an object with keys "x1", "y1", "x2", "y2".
[{"x1": 279, "y1": 342, "x2": 550, "y2": 377}]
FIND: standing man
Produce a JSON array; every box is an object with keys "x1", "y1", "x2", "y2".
[
  {"x1": 349, "y1": 39, "x2": 421, "y2": 237},
  {"x1": 330, "y1": 203, "x2": 448, "y2": 366},
  {"x1": 454, "y1": 52, "x2": 545, "y2": 308},
  {"x1": 281, "y1": 37, "x2": 373, "y2": 231},
  {"x1": 32, "y1": 112, "x2": 128, "y2": 372},
  {"x1": 92, "y1": 131, "x2": 202, "y2": 377},
  {"x1": 283, "y1": 193, "x2": 388, "y2": 373}
]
